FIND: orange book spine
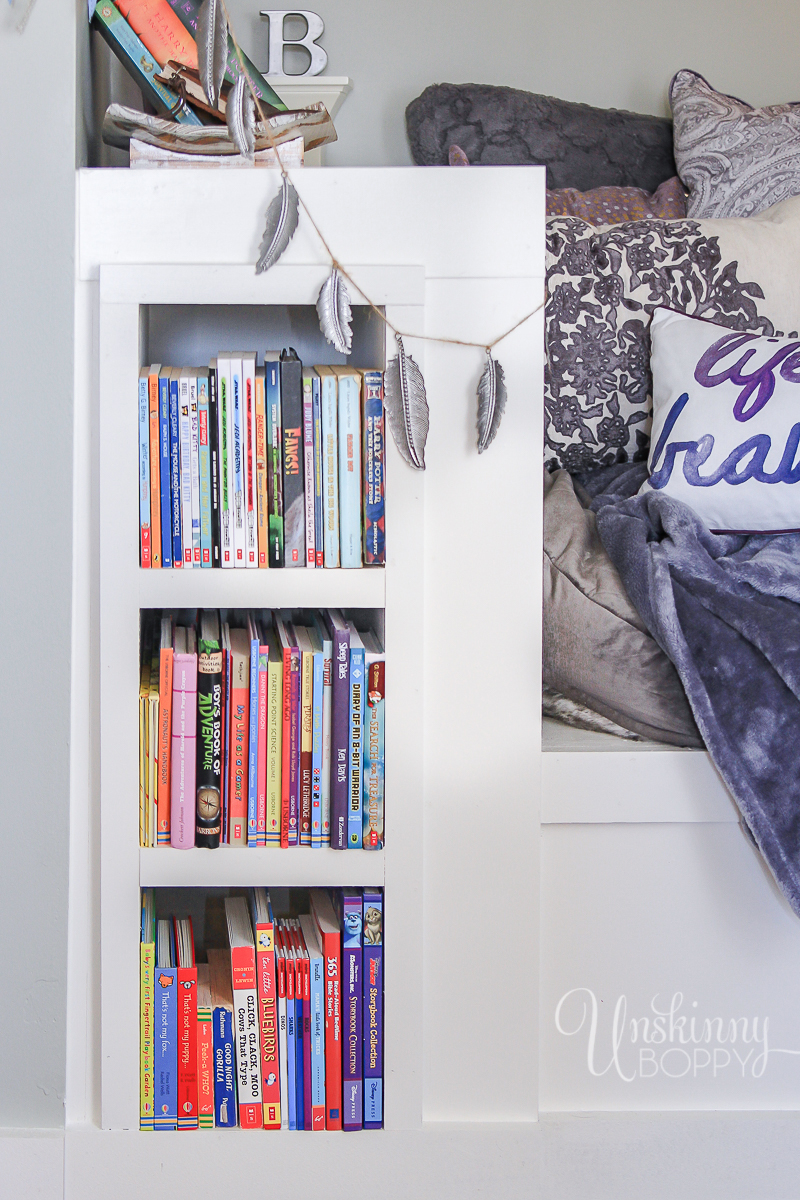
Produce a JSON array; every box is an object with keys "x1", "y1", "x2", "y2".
[
  {"x1": 148, "y1": 371, "x2": 162, "y2": 568},
  {"x1": 228, "y1": 679, "x2": 248, "y2": 847},
  {"x1": 157, "y1": 645, "x2": 173, "y2": 845},
  {"x1": 115, "y1": 0, "x2": 198, "y2": 70}
]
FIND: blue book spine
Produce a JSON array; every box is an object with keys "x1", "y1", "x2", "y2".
[
  {"x1": 154, "y1": 967, "x2": 178, "y2": 1129},
  {"x1": 312, "y1": 373, "x2": 324, "y2": 567},
  {"x1": 138, "y1": 374, "x2": 150, "y2": 565},
  {"x1": 347, "y1": 639, "x2": 365, "y2": 849},
  {"x1": 342, "y1": 892, "x2": 363, "y2": 1131},
  {"x1": 362, "y1": 891, "x2": 383, "y2": 1129},
  {"x1": 338, "y1": 375, "x2": 362, "y2": 568},
  {"x1": 311, "y1": 648, "x2": 324, "y2": 848},
  {"x1": 286, "y1": 981, "x2": 297, "y2": 1130},
  {"x1": 169, "y1": 377, "x2": 182, "y2": 569},
  {"x1": 158, "y1": 374, "x2": 172, "y2": 568},
  {"x1": 310, "y1": 951, "x2": 325, "y2": 1118},
  {"x1": 320, "y1": 373, "x2": 340, "y2": 568},
  {"x1": 247, "y1": 628, "x2": 260, "y2": 846},
  {"x1": 294, "y1": 993, "x2": 305, "y2": 1128},
  {"x1": 212, "y1": 1007, "x2": 237, "y2": 1127},
  {"x1": 198, "y1": 371, "x2": 212, "y2": 567}
]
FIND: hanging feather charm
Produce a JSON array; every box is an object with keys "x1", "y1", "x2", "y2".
[
  {"x1": 476, "y1": 351, "x2": 507, "y2": 453},
  {"x1": 196, "y1": 0, "x2": 228, "y2": 109},
  {"x1": 384, "y1": 334, "x2": 429, "y2": 470},
  {"x1": 316, "y1": 269, "x2": 353, "y2": 355},
  {"x1": 255, "y1": 178, "x2": 300, "y2": 274},
  {"x1": 226, "y1": 72, "x2": 255, "y2": 160}
]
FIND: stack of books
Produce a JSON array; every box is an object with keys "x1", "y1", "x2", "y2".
[
  {"x1": 140, "y1": 887, "x2": 384, "y2": 1131},
  {"x1": 139, "y1": 610, "x2": 385, "y2": 851},
  {"x1": 138, "y1": 354, "x2": 386, "y2": 570}
]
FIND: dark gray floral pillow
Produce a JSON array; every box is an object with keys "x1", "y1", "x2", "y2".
[{"x1": 544, "y1": 215, "x2": 785, "y2": 471}]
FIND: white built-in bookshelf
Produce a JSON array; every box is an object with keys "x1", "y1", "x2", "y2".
[{"x1": 68, "y1": 165, "x2": 544, "y2": 1191}]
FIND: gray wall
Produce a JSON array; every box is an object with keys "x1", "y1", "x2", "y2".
[
  {"x1": 0, "y1": 0, "x2": 74, "y2": 1126},
  {"x1": 223, "y1": 0, "x2": 800, "y2": 167}
]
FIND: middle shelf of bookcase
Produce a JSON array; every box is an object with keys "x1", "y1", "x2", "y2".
[
  {"x1": 138, "y1": 565, "x2": 385, "y2": 609},
  {"x1": 139, "y1": 847, "x2": 386, "y2": 887}
]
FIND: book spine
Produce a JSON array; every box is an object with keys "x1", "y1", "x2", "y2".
[
  {"x1": 362, "y1": 370, "x2": 386, "y2": 565},
  {"x1": 219, "y1": 361, "x2": 233, "y2": 568},
  {"x1": 285, "y1": 948, "x2": 296, "y2": 1129},
  {"x1": 247, "y1": 632, "x2": 260, "y2": 846},
  {"x1": 314, "y1": 916, "x2": 341, "y2": 1130},
  {"x1": 212, "y1": 1007, "x2": 237, "y2": 1127},
  {"x1": 266, "y1": 657, "x2": 282, "y2": 846},
  {"x1": 196, "y1": 1003, "x2": 215, "y2": 1128},
  {"x1": 330, "y1": 627, "x2": 350, "y2": 850},
  {"x1": 179, "y1": 374, "x2": 193, "y2": 568},
  {"x1": 320, "y1": 639, "x2": 333, "y2": 846},
  {"x1": 281, "y1": 358, "x2": 304, "y2": 567},
  {"x1": 303, "y1": 375, "x2": 316, "y2": 567},
  {"x1": 276, "y1": 947, "x2": 288, "y2": 1128},
  {"x1": 279, "y1": 648, "x2": 293, "y2": 849},
  {"x1": 338, "y1": 377, "x2": 362, "y2": 568},
  {"x1": 140, "y1": 940, "x2": 155, "y2": 1129},
  {"x1": 164, "y1": 0, "x2": 289, "y2": 111},
  {"x1": 92, "y1": 1, "x2": 202, "y2": 124},
  {"x1": 310, "y1": 952, "x2": 325, "y2": 1129},
  {"x1": 221, "y1": 643, "x2": 230, "y2": 842},
  {"x1": 138, "y1": 373, "x2": 151, "y2": 567},
  {"x1": 313, "y1": 374, "x2": 324, "y2": 567},
  {"x1": 362, "y1": 656, "x2": 385, "y2": 850},
  {"x1": 254, "y1": 923, "x2": 281, "y2": 1128},
  {"x1": 176, "y1": 966, "x2": 198, "y2": 1129},
  {"x1": 245, "y1": 361, "x2": 258, "y2": 568},
  {"x1": 288, "y1": 648, "x2": 301, "y2": 846},
  {"x1": 208, "y1": 366, "x2": 220, "y2": 567},
  {"x1": 148, "y1": 372, "x2": 162, "y2": 567},
  {"x1": 189, "y1": 375, "x2": 202, "y2": 565},
  {"x1": 113, "y1": 0, "x2": 198, "y2": 74},
  {"x1": 169, "y1": 377, "x2": 182, "y2": 569},
  {"x1": 256, "y1": 648, "x2": 268, "y2": 846},
  {"x1": 321, "y1": 373, "x2": 340, "y2": 568},
  {"x1": 230, "y1": 945, "x2": 264, "y2": 1128},
  {"x1": 149, "y1": 686, "x2": 159, "y2": 848},
  {"x1": 227, "y1": 657, "x2": 248, "y2": 847},
  {"x1": 255, "y1": 372, "x2": 269, "y2": 567},
  {"x1": 196, "y1": 644, "x2": 222, "y2": 849},
  {"x1": 157, "y1": 645, "x2": 173, "y2": 845},
  {"x1": 300, "y1": 648, "x2": 313, "y2": 847},
  {"x1": 302, "y1": 955, "x2": 312, "y2": 1130},
  {"x1": 342, "y1": 924, "x2": 362, "y2": 1129},
  {"x1": 154, "y1": 965, "x2": 178, "y2": 1129},
  {"x1": 232, "y1": 361, "x2": 246, "y2": 567},
  {"x1": 348, "y1": 643, "x2": 365, "y2": 849},
  {"x1": 362, "y1": 893, "x2": 383, "y2": 1130},
  {"x1": 198, "y1": 372, "x2": 212, "y2": 566},
  {"x1": 265, "y1": 358, "x2": 284, "y2": 568},
  {"x1": 311, "y1": 650, "x2": 323, "y2": 849},
  {"x1": 158, "y1": 374, "x2": 172, "y2": 568},
  {"x1": 170, "y1": 654, "x2": 197, "y2": 849}
]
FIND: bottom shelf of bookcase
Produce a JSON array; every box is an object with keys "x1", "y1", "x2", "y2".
[{"x1": 139, "y1": 847, "x2": 386, "y2": 887}]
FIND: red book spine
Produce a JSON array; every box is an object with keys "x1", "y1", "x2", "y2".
[
  {"x1": 230, "y1": 945, "x2": 263, "y2": 1129},
  {"x1": 317, "y1": 922, "x2": 342, "y2": 1130},
  {"x1": 257, "y1": 648, "x2": 268, "y2": 847},
  {"x1": 280, "y1": 646, "x2": 293, "y2": 848},
  {"x1": 228, "y1": 681, "x2": 248, "y2": 847},
  {"x1": 254, "y1": 921, "x2": 281, "y2": 1128},
  {"x1": 176, "y1": 966, "x2": 198, "y2": 1129}
]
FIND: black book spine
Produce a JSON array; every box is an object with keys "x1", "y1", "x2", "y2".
[
  {"x1": 209, "y1": 366, "x2": 221, "y2": 567},
  {"x1": 196, "y1": 642, "x2": 223, "y2": 848},
  {"x1": 280, "y1": 349, "x2": 305, "y2": 568}
]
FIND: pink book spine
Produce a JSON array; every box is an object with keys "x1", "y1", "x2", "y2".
[
  {"x1": 170, "y1": 653, "x2": 197, "y2": 849},
  {"x1": 257, "y1": 647, "x2": 268, "y2": 847}
]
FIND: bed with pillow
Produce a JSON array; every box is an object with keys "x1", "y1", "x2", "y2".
[{"x1": 407, "y1": 70, "x2": 800, "y2": 916}]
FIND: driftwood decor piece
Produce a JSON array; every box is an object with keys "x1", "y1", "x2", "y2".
[{"x1": 101, "y1": 101, "x2": 336, "y2": 155}]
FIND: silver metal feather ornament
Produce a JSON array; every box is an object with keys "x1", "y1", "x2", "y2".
[
  {"x1": 197, "y1": 0, "x2": 228, "y2": 109},
  {"x1": 384, "y1": 334, "x2": 429, "y2": 470},
  {"x1": 226, "y1": 72, "x2": 255, "y2": 160},
  {"x1": 476, "y1": 351, "x2": 507, "y2": 453},
  {"x1": 316, "y1": 269, "x2": 352, "y2": 355},
  {"x1": 255, "y1": 178, "x2": 300, "y2": 274}
]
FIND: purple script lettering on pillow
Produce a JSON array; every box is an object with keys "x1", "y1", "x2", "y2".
[{"x1": 694, "y1": 333, "x2": 800, "y2": 421}]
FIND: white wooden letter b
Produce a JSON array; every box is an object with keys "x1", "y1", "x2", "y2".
[{"x1": 260, "y1": 10, "x2": 328, "y2": 77}]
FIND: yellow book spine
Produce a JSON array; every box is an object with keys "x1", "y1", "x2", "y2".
[
  {"x1": 140, "y1": 940, "x2": 155, "y2": 1129},
  {"x1": 139, "y1": 692, "x2": 148, "y2": 848},
  {"x1": 265, "y1": 658, "x2": 282, "y2": 845}
]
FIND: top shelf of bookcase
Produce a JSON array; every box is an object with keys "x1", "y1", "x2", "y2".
[{"x1": 137, "y1": 565, "x2": 385, "y2": 610}]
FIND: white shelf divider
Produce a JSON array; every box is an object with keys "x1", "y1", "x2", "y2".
[
  {"x1": 139, "y1": 847, "x2": 386, "y2": 888},
  {"x1": 138, "y1": 564, "x2": 385, "y2": 610}
]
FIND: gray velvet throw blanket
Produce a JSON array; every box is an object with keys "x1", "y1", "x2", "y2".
[{"x1": 580, "y1": 461, "x2": 800, "y2": 917}]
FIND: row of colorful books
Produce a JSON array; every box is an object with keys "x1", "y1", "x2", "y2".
[
  {"x1": 140, "y1": 887, "x2": 383, "y2": 1131},
  {"x1": 140, "y1": 610, "x2": 384, "y2": 850},
  {"x1": 138, "y1": 353, "x2": 386, "y2": 572}
]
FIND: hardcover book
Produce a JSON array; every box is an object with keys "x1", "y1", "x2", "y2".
[
  {"x1": 281, "y1": 926, "x2": 297, "y2": 1129},
  {"x1": 140, "y1": 890, "x2": 156, "y2": 1130},
  {"x1": 174, "y1": 916, "x2": 198, "y2": 1129},
  {"x1": 310, "y1": 890, "x2": 342, "y2": 1130},
  {"x1": 156, "y1": 616, "x2": 173, "y2": 845},
  {"x1": 208, "y1": 948, "x2": 237, "y2": 1127},
  {"x1": 275, "y1": 928, "x2": 289, "y2": 1128},
  {"x1": 225, "y1": 897, "x2": 264, "y2": 1128},
  {"x1": 178, "y1": 368, "x2": 193, "y2": 568},
  {"x1": 264, "y1": 625, "x2": 283, "y2": 845},
  {"x1": 280, "y1": 348, "x2": 305, "y2": 567},
  {"x1": 148, "y1": 365, "x2": 162, "y2": 567},
  {"x1": 276, "y1": 617, "x2": 300, "y2": 847},
  {"x1": 361, "y1": 369, "x2": 386, "y2": 565},
  {"x1": 170, "y1": 626, "x2": 197, "y2": 849},
  {"x1": 333, "y1": 366, "x2": 362, "y2": 568},
  {"x1": 325, "y1": 610, "x2": 351, "y2": 850},
  {"x1": 249, "y1": 889, "x2": 281, "y2": 1129},
  {"x1": 154, "y1": 918, "x2": 178, "y2": 1130},
  {"x1": 158, "y1": 370, "x2": 172, "y2": 568},
  {"x1": 230, "y1": 354, "x2": 246, "y2": 568},
  {"x1": 208, "y1": 361, "x2": 220, "y2": 566},
  {"x1": 315, "y1": 365, "x2": 340, "y2": 568},
  {"x1": 293, "y1": 625, "x2": 315, "y2": 846},
  {"x1": 312, "y1": 618, "x2": 334, "y2": 846},
  {"x1": 247, "y1": 612, "x2": 261, "y2": 846},
  {"x1": 197, "y1": 368, "x2": 212, "y2": 566},
  {"x1": 189, "y1": 371, "x2": 202, "y2": 565},
  {"x1": 362, "y1": 890, "x2": 384, "y2": 1129},
  {"x1": 265, "y1": 352, "x2": 284, "y2": 568},
  {"x1": 341, "y1": 890, "x2": 363, "y2": 1130},
  {"x1": 169, "y1": 369, "x2": 182, "y2": 569},
  {"x1": 347, "y1": 624, "x2": 366, "y2": 849},
  {"x1": 243, "y1": 352, "x2": 258, "y2": 569},
  {"x1": 312, "y1": 371, "x2": 324, "y2": 567},
  {"x1": 138, "y1": 368, "x2": 151, "y2": 567},
  {"x1": 196, "y1": 611, "x2": 222, "y2": 849},
  {"x1": 361, "y1": 629, "x2": 385, "y2": 851},
  {"x1": 226, "y1": 627, "x2": 250, "y2": 846},
  {"x1": 256, "y1": 631, "x2": 269, "y2": 847},
  {"x1": 299, "y1": 915, "x2": 327, "y2": 1130},
  {"x1": 196, "y1": 965, "x2": 215, "y2": 1128},
  {"x1": 302, "y1": 369, "x2": 318, "y2": 567},
  {"x1": 255, "y1": 367, "x2": 269, "y2": 567},
  {"x1": 216, "y1": 353, "x2": 234, "y2": 568}
]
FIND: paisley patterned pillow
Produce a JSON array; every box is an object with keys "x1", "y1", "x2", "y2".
[
  {"x1": 544, "y1": 197, "x2": 800, "y2": 471},
  {"x1": 671, "y1": 69, "x2": 800, "y2": 219}
]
